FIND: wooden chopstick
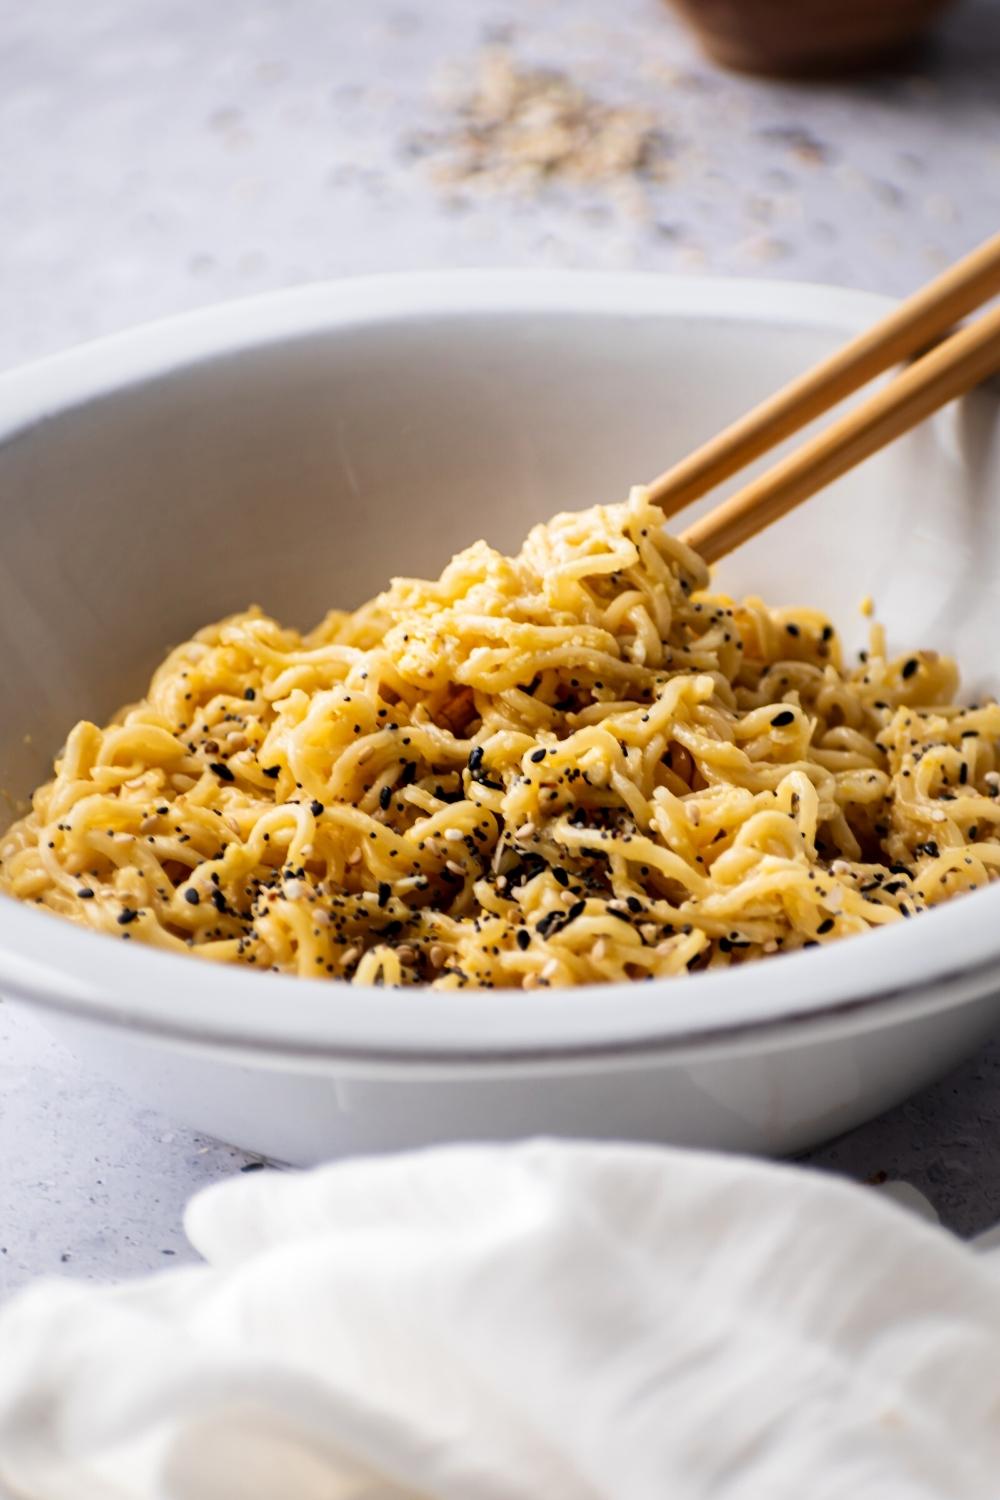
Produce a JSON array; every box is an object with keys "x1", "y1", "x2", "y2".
[
  {"x1": 680, "y1": 297, "x2": 1000, "y2": 564},
  {"x1": 647, "y1": 229, "x2": 1000, "y2": 519}
]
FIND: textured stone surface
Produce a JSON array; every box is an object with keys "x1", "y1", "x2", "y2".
[{"x1": 3, "y1": 0, "x2": 1000, "y2": 1297}]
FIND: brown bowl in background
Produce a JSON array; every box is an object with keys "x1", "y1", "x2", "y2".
[{"x1": 666, "y1": 0, "x2": 957, "y2": 77}]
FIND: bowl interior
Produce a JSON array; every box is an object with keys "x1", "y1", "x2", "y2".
[
  {"x1": 1, "y1": 273, "x2": 999, "y2": 1052},
  {"x1": 3, "y1": 280, "x2": 999, "y2": 815}
]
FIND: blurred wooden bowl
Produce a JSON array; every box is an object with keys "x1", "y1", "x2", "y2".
[{"x1": 666, "y1": 0, "x2": 957, "y2": 76}]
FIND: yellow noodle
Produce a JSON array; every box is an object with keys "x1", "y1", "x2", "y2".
[{"x1": 2, "y1": 485, "x2": 998, "y2": 990}]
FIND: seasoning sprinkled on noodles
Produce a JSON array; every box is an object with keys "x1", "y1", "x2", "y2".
[{"x1": 3, "y1": 485, "x2": 1000, "y2": 990}]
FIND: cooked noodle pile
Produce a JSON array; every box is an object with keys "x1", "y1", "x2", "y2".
[{"x1": 3, "y1": 486, "x2": 999, "y2": 989}]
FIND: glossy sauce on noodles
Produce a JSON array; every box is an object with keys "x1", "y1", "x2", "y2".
[{"x1": 3, "y1": 486, "x2": 999, "y2": 989}]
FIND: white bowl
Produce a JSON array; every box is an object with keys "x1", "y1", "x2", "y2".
[{"x1": 2, "y1": 272, "x2": 999, "y2": 1162}]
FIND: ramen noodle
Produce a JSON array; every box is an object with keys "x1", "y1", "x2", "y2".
[{"x1": 3, "y1": 486, "x2": 1000, "y2": 990}]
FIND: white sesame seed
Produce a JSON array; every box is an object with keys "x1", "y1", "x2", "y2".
[
  {"x1": 446, "y1": 860, "x2": 465, "y2": 876},
  {"x1": 444, "y1": 828, "x2": 465, "y2": 842},
  {"x1": 541, "y1": 959, "x2": 560, "y2": 980}
]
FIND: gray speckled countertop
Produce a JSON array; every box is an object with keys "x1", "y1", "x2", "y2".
[{"x1": 3, "y1": 0, "x2": 1000, "y2": 1300}]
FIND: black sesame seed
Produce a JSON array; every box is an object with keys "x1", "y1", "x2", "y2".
[
  {"x1": 516, "y1": 929, "x2": 530, "y2": 950},
  {"x1": 184, "y1": 889, "x2": 200, "y2": 906},
  {"x1": 816, "y1": 918, "x2": 835, "y2": 934},
  {"x1": 530, "y1": 748, "x2": 547, "y2": 763},
  {"x1": 785, "y1": 623, "x2": 800, "y2": 637},
  {"x1": 243, "y1": 687, "x2": 256, "y2": 701},
  {"x1": 76, "y1": 887, "x2": 95, "y2": 899},
  {"x1": 377, "y1": 882, "x2": 391, "y2": 908},
  {"x1": 565, "y1": 900, "x2": 586, "y2": 923},
  {"x1": 310, "y1": 800, "x2": 324, "y2": 816},
  {"x1": 117, "y1": 907, "x2": 140, "y2": 925},
  {"x1": 209, "y1": 762, "x2": 235, "y2": 783},
  {"x1": 902, "y1": 658, "x2": 919, "y2": 680},
  {"x1": 262, "y1": 765, "x2": 280, "y2": 779},
  {"x1": 770, "y1": 710, "x2": 795, "y2": 727}
]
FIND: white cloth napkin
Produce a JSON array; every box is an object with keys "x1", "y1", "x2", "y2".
[{"x1": 2, "y1": 1140, "x2": 1000, "y2": 1500}]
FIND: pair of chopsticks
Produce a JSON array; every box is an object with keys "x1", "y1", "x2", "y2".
[{"x1": 648, "y1": 229, "x2": 1000, "y2": 564}]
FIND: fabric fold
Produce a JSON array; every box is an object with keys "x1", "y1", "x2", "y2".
[{"x1": 2, "y1": 1141, "x2": 999, "y2": 1500}]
